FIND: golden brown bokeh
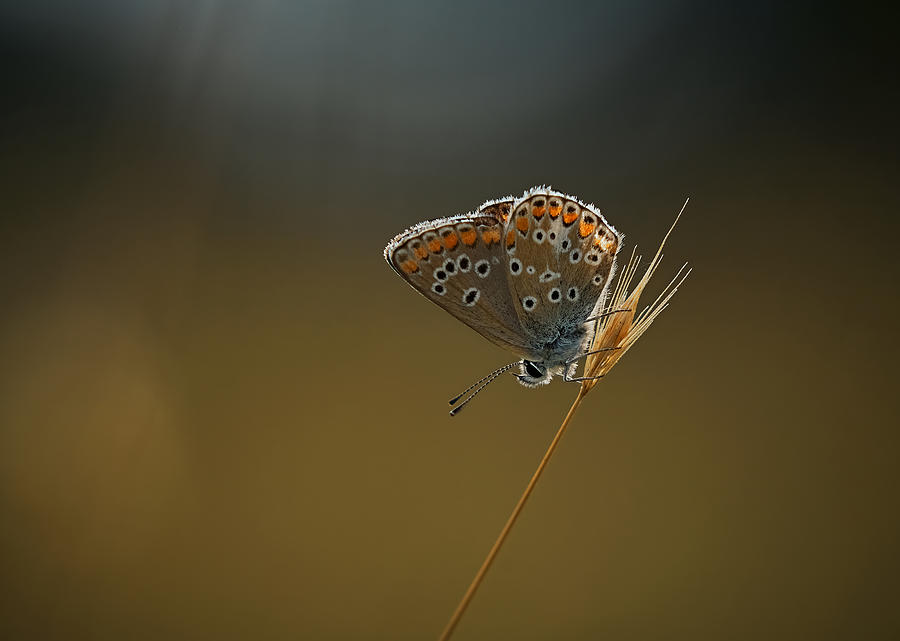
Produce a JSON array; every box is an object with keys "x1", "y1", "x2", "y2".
[{"x1": 1, "y1": 2, "x2": 898, "y2": 640}]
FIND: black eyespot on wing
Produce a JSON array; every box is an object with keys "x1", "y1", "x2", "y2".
[{"x1": 459, "y1": 256, "x2": 470, "y2": 270}]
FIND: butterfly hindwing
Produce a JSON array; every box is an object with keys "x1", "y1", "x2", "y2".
[
  {"x1": 384, "y1": 201, "x2": 529, "y2": 354},
  {"x1": 502, "y1": 189, "x2": 622, "y2": 346}
]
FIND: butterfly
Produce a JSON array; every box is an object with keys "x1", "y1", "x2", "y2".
[{"x1": 384, "y1": 187, "x2": 625, "y2": 414}]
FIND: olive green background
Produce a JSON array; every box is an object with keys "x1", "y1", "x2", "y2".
[{"x1": 1, "y1": 2, "x2": 898, "y2": 639}]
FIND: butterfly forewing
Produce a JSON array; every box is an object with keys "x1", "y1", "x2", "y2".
[{"x1": 384, "y1": 202, "x2": 529, "y2": 354}]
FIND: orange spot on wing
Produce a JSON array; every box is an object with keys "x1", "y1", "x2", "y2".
[
  {"x1": 400, "y1": 259, "x2": 419, "y2": 274},
  {"x1": 413, "y1": 245, "x2": 429, "y2": 260},
  {"x1": 516, "y1": 216, "x2": 529, "y2": 233},
  {"x1": 460, "y1": 229, "x2": 477, "y2": 246},
  {"x1": 482, "y1": 202, "x2": 511, "y2": 222},
  {"x1": 428, "y1": 238, "x2": 443, "y2": 253},
  {"x1": 506, "y1": 229, "x2": 516, "y2": 249},
  {"x1": 442, "y1": 232, "x2": 459, "y2": 250},
  {"x1": 600, "y1": 235, "x2": 616, "y2": 252},
  {"x1": 579, "y1": 221, "x2": 597, "y2": 238},
  {"x1": 563, "y1": 211, "x2": 579, "y2": 225},
  {"x1": 532, "y1": 205, "x2": 546, "y2": 218},
  {"x1": 549, "y1": 204, "x2": 562, "y2": 218},
  {"x1": 482, "y1": 228, "x2": 501, "y2": 246}
]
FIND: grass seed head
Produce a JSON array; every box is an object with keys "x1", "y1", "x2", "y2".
[{"x1": 581, "y1": 199, "x2": 691, "y2": 393}]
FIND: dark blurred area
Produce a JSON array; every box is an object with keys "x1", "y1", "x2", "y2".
[{"x1": 1, "y1": 1, "x2": 898, "y2": 639}]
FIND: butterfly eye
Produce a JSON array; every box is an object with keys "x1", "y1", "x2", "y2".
[{"x1": 524, "y1": 360, "x2": 544, "y2": 378}]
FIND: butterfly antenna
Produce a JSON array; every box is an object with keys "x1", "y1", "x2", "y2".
[
  {"x1": 448, "y1": 361, "x2": 519, "y2": 406},
  {"x1": 448, "y1": 361, "x2": 521, "y2": 416}
]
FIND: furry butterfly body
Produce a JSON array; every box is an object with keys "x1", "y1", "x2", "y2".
[{"x1": 384, "y1": 187, "x2": 622, "y2": 389}]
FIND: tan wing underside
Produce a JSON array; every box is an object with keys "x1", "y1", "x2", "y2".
[
  {"x1": 386, "y1": 204, "x2": 530, "y2": 356},
  {"x1": 502, "y1": 191, "x2": 621, "y2": 344}
]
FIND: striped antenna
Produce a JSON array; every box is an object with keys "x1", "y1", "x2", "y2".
[{"x1": 448, "y1": 361, "x2": 520, "y2": 416}]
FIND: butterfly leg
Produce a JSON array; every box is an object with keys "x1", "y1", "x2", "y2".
[
  {"x1": 565, "y1": 346, "x2": 621, "y2": 366},
  {"x1": 564, "y1": 373, "x2": 607, "y2": 383},
  {"x1": 561, "y1": 346, "x2": 621, "y2": 383},
  {"x1": 584, "y1": 307, "x2": 632, "y2": 324}
]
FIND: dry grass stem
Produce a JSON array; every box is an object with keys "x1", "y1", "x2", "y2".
[
  {"x1": 436, "y1": 387, "x2": 589, "y2": 641},
  {"x1": 437, "y1": 199, "x2": 690, "y2": 641}
]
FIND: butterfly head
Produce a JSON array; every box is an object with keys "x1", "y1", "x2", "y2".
[{"x1": 515, "y1": 360, "x2": 553, "y2": 387}]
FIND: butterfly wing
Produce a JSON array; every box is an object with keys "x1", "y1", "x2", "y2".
[
  {"x1": 384, "y1": 199, "x2": 530, "y2": 355},
  {"x1": 502, "y1": 189, "x2": 622, "y2": 346}
]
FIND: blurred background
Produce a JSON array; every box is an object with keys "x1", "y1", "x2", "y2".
[{"x1": 1, "y1": 1, "x2": 898, "y2": 639}]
